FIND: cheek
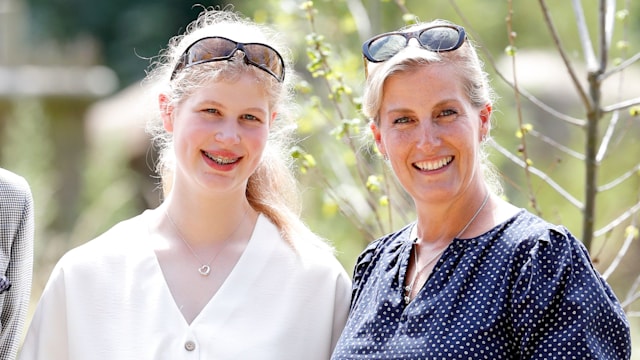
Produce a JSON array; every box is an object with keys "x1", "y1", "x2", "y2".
[
  {"x1": 246, "y1": 126, "x2": 270, "y2": 153},
  {"x1": 172, "y1": 118, "x2": 210, "y2": 150},
  {"x1": 382, "y1": 131, "x2": 413, "y2": 154}
]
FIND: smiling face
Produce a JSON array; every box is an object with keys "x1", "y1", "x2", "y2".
[
  {"x1": 161, "y1": 72, "x2": 274, "y2": 198},
  {"x1": 371, "y1": 62, "x2": 490, "y2": 205}
]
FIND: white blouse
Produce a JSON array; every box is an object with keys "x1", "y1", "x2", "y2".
[{"x1": 20, "y1": 211, "x2": 351, "y2": 360}]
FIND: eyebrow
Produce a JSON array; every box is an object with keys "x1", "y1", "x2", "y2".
[{"x1": 199, "y1": 100, "x2": 268, "y2": 116}]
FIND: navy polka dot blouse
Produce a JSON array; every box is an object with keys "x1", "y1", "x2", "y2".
[{"x1": 331, "y1": 210, "x2": 631, "y2": 359}]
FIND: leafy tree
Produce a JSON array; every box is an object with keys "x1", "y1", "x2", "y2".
[{"x1": 282, "y1": 0, "x2": 640, "y2": 322}]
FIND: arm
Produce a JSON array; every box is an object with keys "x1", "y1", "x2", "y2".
[
  {"x1": 510, "y1": 228, "x2": 631, "y2": 359},
  {"x1": 0, "y1": 170, "x2": 35, "y2": 359},
  {"x1": 18, "y1": 261, "x2": 69, "y2": 360},
  {"x1": 330, "y1": 268, "x2": 352, "y2": 350}
]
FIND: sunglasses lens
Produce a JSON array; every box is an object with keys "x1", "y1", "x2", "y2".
[
  {"x1": 418, "y1": 27, "x2": 461, "y2": 51},
  {"x1": 188, "y1": 38, "x2": 237, "y2": 63},
  {"x1": 367, "y1": 34, "x2": 407, "y2": 62},
  {"x1": 243, "y1": 44, "x2": 284, "y2": 81}
]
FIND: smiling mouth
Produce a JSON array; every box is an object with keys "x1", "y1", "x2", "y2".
[
  {"x1": 413, "y1": 156, "x2": 453, "y2": 171},
  {"x1": 202, "y1": 151, "x2": 241, "y2": 165}
]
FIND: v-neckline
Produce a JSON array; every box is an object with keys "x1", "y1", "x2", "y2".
[{"x1": 144, "y1": 210, "x2": 270, "y2": 326}]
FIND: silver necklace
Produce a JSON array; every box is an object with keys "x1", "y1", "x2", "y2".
[
  {"x1": 404, "y1": 192, "x2": 490, "y2": 304},
  {"x1": 164, "y1": 207, "x2": 249, "y2": 276}
]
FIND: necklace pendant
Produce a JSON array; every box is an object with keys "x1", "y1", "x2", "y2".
[
  {"x1": 198, "y1": 265, "x2": 211, "y2": 276},
  {"x1": 404, "y1": 295, "x2": 411, "y2": 305}
]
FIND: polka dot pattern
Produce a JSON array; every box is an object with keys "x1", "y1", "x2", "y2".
[{"x1": 331, "y1": 210, "x2": 631, "y2": 359}]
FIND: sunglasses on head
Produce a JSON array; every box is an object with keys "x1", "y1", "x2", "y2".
[
  {"x1": 170, "y1": 36, "x2": 285, "y2": 82},
  {"x1": 362, "y1": 24, "x2": 466, "y2": 76}
]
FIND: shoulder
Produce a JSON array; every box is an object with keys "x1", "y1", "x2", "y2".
[
  {"x1": 497, "y1": 210, "x2": 579, "y2": 253},
  {"x1": 498, "y1": 210, "x2": 598, "y2": 285},
  {"x1": 0, "y1": 168, "x2": 33, "y2": 203},
  {"x1": 0, "y1": 168, "x2": 30, "y2": 191},
  {"x1": 259, "y1": 215, "x2": 350, "y2": 280},
  {"x1": 351, "y1": 223, "x2": 413, "y2": 283},
  {"x1": 55, "y1": 212, "x2": 148, "y2": 270},
  {"x1": 358, "y1": 223, "x2": 412, "y2": 263}
]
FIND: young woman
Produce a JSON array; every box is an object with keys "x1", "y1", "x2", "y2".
[
  {"x1": 331, "y1": 19, "x2": 631, "y2": 359},
  {"x1": 20, "y1": 8, "x2": 350, "y2": 359}
]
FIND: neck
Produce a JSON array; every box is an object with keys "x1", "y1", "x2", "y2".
[
  {"x1": 162, "y1": 191, "x2": 254, "y2": 247},
  {"x1": 415, "y1": 190, "x2": 491, "y2": 243}
]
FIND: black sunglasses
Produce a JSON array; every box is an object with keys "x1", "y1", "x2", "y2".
[
  {"x1": 362, "y1": 24, "x2": 466, "y2": 64},
  {"x1": 170, "y1": 36, "x2": 285, "y2": 82}
]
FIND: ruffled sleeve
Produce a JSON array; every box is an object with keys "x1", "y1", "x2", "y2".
[
  {"x1": 508, "y1": 226, "x2": 631, "y2": 359},
  {"x1": 349, "y1": 237, "x2": 384, "y2": 310}
]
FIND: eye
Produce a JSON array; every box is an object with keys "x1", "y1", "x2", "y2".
[
  {"x1": 203, "y1": 108, "x2": 220, "y2": 115},
  {"x1": 241, "y1": 113, "x2": 264, "y2": 123},
  {"x1": 392, "y1": 116, "x2": 413, "y2": 124},
  {"x1": 439, "y1": 109, "x2": 457, "y2": 117}
]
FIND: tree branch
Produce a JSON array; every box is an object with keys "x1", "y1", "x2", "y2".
[
  {"x1": 490, "y1": 140, "x2": 583, "y2": 209},
  {"x1": 594, "y1": 200, "x2": 640, "y2": 237},
  {"x1": 601, "y1": 229, "x2": 635, "y2": 280},
  {"x1": 449, "y1": 0, "x2": 586, "y2": 127},
  {"x1": 529, "y1": 129, "x2": 585, "y2": 160},
  {"x1": 601, "y1": 51, "x2": 640, "y2": 80},
  {"x1": 598, "y1": 163, "x2": 640, "y2": 192},
  {"x1": 596, "y1": 110, "x2": 619, "y2": 163},
  {"x1": 602, "y1": 96, "x2": 640, "y2": 113},
  {"x1": 539, "y1": 0, "x2": 592, "y2": 111},
  {"x1": 572, "y1": 0, "x2": 598, "y2": 71},
  {"x1": 597, "y1": 0, "x2": 616, "y2": 71}
]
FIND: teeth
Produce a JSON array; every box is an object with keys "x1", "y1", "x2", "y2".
[
  {"x1": 414, "y1": 156, "x2": 453, "y2": 171},
  {"x1": 203, "y1": 151, "x2": 239, "y2": 165}
]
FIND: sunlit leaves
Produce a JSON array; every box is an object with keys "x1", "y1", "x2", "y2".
[
  {"x1": 616, "y1": 9, "x2": 629, "y2": 21},
  {"x1": 402, "y1": 13, "x2": 418, "y2": 25},
  {"x1": 305, "y1": 33, "x2": 332, "y2": 78},
  {"x1": 322, "y1": 195, "x2": 339, "y2": 217},
  {"x1": 366, "y1": 175, "x2": 382, "y2": 192},
  {"x1": 290, "y1": 146, "x2": 317, "y2": 174},
  {"x1": 329, "y1": 118, "x2": 361, "y2": 140},
  {"x1": 378, "y1": 195, "x2": 389, "y2": 207},
  {"x1": 625, "y1": 225, "x2": 639, "y2": 239},
  {"x1": 515, "y1": 123, "x2": 533, "y2": 138},
  {"x1": 504, "y1": 45, "x2": 518, "y2": 57},
  {"x1": 299, "y1": 1, "x2": 316, "y2": 19}
]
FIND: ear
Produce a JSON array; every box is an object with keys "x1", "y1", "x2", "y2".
[
  {"x1": 370, "y1": 121, "x2": 387, "y2": 159},
  {"x1": 270, "y1": 111, "x2": 277, "y2": 126},
  {"x1": 159, "y1": 94, "x2": 174, "y2": 132},
  {"x1": 479, "y1": 103, "x2": 492, "y2": 140}
]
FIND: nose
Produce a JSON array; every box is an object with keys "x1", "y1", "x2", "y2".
[
  {"x1": 416, "y1": 120, "x2": 440, "y2": 149},
  {"x1": 214, "y1": 119, "x2": 241, "y2": 144}
]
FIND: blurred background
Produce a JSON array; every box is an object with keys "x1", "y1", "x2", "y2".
[{"x1": 1, "y1": 0, "x2": 639, "y2": 355}]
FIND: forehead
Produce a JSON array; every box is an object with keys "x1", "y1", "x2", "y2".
[
  {"x1": 381, "y1": 63, "x2": 464, "y2": 101},
  {"x1": 189, "y1": 74, "x2": 271, "y2": 105}
]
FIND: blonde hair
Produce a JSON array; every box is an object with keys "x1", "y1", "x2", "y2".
[
  {"x1": 362, "y1": 19, "x2": 502, "y2": 195},
  {"x1": 144, "y1": 7, "x2": 328, "y2": 249}
]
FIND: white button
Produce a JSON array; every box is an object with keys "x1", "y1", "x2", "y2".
[{"x1": 184, "y1": 340, "x2": 196, "y2": 351}]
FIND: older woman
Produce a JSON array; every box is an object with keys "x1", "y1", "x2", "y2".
[{"x1": 331, "y1": 19, "x2": 630, "y2": 359}]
